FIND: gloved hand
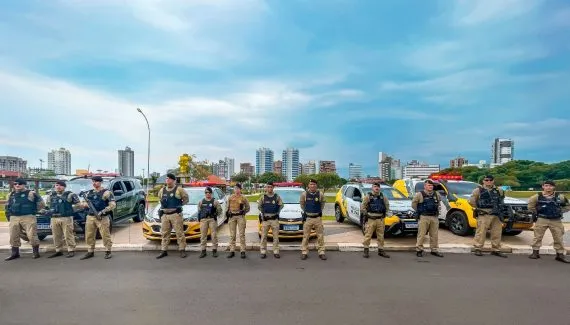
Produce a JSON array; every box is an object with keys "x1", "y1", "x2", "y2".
[
  {"x1": 239, "y1": 210, "x2": 245, "y2": 216},
  {"x1": 532, "y1": 213, "x2": 538, "y2": 222},
  {"x1": 96, "y1": 211, "x2": 104, "y2": 221}
]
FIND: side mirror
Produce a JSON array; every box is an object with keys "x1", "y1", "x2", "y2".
[
  {"x1": 113, "y1": 190, "x2": 124, "y2": 196},
  {"x1": 447, "y1": 193, "x2": 457, "y2": 202}
]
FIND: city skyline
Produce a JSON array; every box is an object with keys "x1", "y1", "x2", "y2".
[{"x1": 1, "y1": 2, "x2": 569, "y2": 177}]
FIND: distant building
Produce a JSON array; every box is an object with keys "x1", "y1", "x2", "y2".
[
  {"x1": 403, "y1": 162, "x2": 440, "y2": 179},
  {"x1": 282, "y1": 148, "x2": 300, "y2": 181},
  {"x1": 319, "y1": 160, "x2": 336, "y2": 174},
  {"x1": 378, "y1": 152, "x2": 399, "y2": 180},
  {"x1": 302, "y1": 160, "x2": 317, "y2": 175},
  {"x1": 348, "y1": 163, "x2": 363, "y2": 179},
  {"x1": 0, "y1": 156, "x2": 27, "y2": 173},
  {"x1": 492, "y1": 138, "x2": 514, "y2": 165},
  {"x1": 298, "y1": 162, "x2": 303, "y2": 175},
  {"x1": 223, "y1": 157, "x2": 235, "y2": 180},
  {"x1": 118, "y1": 146, "x2": 135, "y2": 177},
  {"x1": 212, "y1": 160, "x2": 229, "y2": 180},
  {"x1": 273, "y1": 160, "x2": 283, "y2": 176},
  {"x1": 256, "y1": 147, "x2": 274, "y2": 175},
  {"x1": 48, "y1": 148, "x2": 71, "y2": 175},
  {"x1": 450, "y1": 156, "x2": 468, "y2": 168},
  {"x1": 240, "y1": 163, "x2": 254, "y2": 176}
]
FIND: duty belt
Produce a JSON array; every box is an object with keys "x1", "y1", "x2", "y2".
[
  {"x1": 538, "y1": 215, "x2": 562, "y2": 220},
  {"x1": 262, "y1": 214, "x2": 278, "y2": 220},
  {"x1": 230, "y1": 212, "x2": 244, "y2": 217},
  {"x1": 51, "y1": 214, "x2": 73, "y2": 218},
  {"x1": 367, "y1": 214, "x2": 385, "y2": 220},
  {"x1": 306, "y1": 213, "x2": 321, "y2": 218}
]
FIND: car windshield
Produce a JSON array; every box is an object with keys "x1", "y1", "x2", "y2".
[
  {"x1": 445, "y1": 182, "x2": 479, "y2": 196},
  {"x1": 362, "y1": 187, "x2": 408, "y2": 200},
  {"x1": 65, "y1": 179, "x2": 110, "y2": 194},
  {"x1": 274, "y1": 189, "x2": 303, "y2": 204},
  {"x1": 184, "y1": 189, "x2": 205, "y2": 205}
]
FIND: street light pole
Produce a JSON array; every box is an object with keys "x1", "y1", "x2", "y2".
[{"x1": 137, "y1": 108, "x2": 151, "y2": 196}]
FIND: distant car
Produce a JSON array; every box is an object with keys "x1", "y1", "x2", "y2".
[
  {"x1": 256, "y1": 185, "x2": 317, "y2": 239},
  {"x1": 142, "y1": 186, "x2": 228, "y2": 240},
  {"x1": 29, "y1": 176, "x2": 147, "y2": 241},
  {"x1": 334, "y1": 183, "x2": 418, "y2": 236}
]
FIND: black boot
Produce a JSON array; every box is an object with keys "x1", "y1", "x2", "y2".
[
  {"x1": 66, "y1": 251, "x2": 75, "y2": 258},
  {"x1": 180, "y1": 251, "x2": 187, "y2": 258},
  {"x1": 378, "y1": 250, "x2": 390, "y2": 258},
  {"x1": 273, "y1": 253, "x2": 280, "y2": 259},
  {"x1": 227, "y1": 252, "x2": 235, "y2": 258},
  {"x1": 363, "y1": 248, "x2": 369, "y2": 258},
  {"x1": 431, "y1": 251, "x2": 444, "y2": 258},
  {"x1": 212, "y1": 249, "x2": 218, "y2": 258},
  {"x1": 32, "y1": 245, "x2": 40, "y2": 259},
  {"x1": 199, "y1": 250, "x2": 207, "y2": 258},
  {"x1": 491, "y1": 251, "x2": 508, "y2": 258},
  {"x1": 80, "y1": 252, "x2": 94, "y2": 260},
  {"x1": 104, "y1": 251, "x2": 112, "y2": 259},
  {"x1": 156, "y1": 251, "x2": 168, "y2": 259},
  {"x1": 241, "y1": 252, "x2": 246, "y2": 259},
  {"x1": 48, "y1": 251, "x2": 63, "y2": 258},
  {"x1": 260, "y1": 253, "x2": 267, "y2": 259},
  {"x1": 5, "y1": 247, "x2": 20, "y2": 261},
  {"x1": 529, "y1": 250, "x2": 540, "y2": 259},
  {"x1": 416, "y1": 250, "x2": 423, "y2": 257},
  {"x1": 473, "y1": 249, "x2": 483, "y2": 256},
  {"x1": 555, "y1": 253, "x2": 570, "y2": 263},
  {"x1": 301, "y1": 254, "x2": 308, "y2": 260}
]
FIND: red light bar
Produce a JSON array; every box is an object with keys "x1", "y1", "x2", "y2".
[
  {"x1": 183, "y1": 181, "x2": 226, "y2": 187},
  {"x1": 429, "y1": 174, "x2": 463, "y2": 180},
  {"x1": 272, "y1": 182, "x2": 303, "y2": 187}
]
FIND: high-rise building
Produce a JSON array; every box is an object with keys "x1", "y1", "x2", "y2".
[
  {"x1": 319, "y1": 160, "x2": 336, "y2": 174},
  {"x1": 212, "y1": 160, "x2": 229, "y2": 180},
  {"x1": 117, "y1": 146, "x2": 134, "y2": 177},
  {"x1": 240, "y1": 163, "x2": 254, "y2": 176},
  {"x1": 298, "y1": 163, "x2": 303, "y2": 175},
  {"x1": 450, "y1": 156, "x2": 468, "y2": 168},
  {"x1": 48, "y1": 147, "x2": 72, "y2": 175},
  {"x1": 403, "y1": 162, "x2": 440, "y2": 179},
  {"x1": 0, "y1": 156, "x2": 27, "y2": 173},
  {"x1": 255, "y1": 147, "x2": 274, "y2": 175},
  {"x1": 223, "y1": 157, "x2": 235, "y2": 179},
  {"x1": 273, "y1": 160, "x2": 283, "y2": 176},
  {"x1": 491, "y1": 138, "x2": 514, "y2": 165},
  {"x1": 302, "y1": 160, "x2": 317, "y2": 175},
  {"x1": 282, "y1": 148, "x2": 300, "y2": 181},
  {"x1": 378, "y1": 152, "x2": 392, "y2": 180},
  {"x1": 348, "y1": 163, "x2": 363, "y2": 179}
]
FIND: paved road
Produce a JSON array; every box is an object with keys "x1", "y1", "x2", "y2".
[{"x1": 1, "y1": 253, "x2": 568, "y2": 325}]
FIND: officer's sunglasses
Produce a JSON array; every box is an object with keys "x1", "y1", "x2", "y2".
[
  {"x1": 14, "y1": 183, "x2": 24, "y2": 186},
  {"x1": 484, "y1": 179, "x2": 493, "y2": 182}
]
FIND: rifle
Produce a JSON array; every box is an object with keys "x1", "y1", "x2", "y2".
[{"x1": 79, "y1": 191, "x2": 102, "y2": 220}]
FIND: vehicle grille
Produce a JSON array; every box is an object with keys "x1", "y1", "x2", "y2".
[{"x1": 151, "y1": 225, "x2": 189, "y2": 233}]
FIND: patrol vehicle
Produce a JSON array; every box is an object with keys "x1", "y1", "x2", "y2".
[{"x1": 334, "y1": 183, "x2": 418, "y2": 235}]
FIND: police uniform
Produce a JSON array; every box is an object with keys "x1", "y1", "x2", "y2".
[
  {"x1": 469, "y1": 175, "x2": 507, "y2": 257},
  {"x1": 527, "y1": 181, "x2": 570, "y2": 263},
  {"x1": 227, "y1": 184, "x2": 250, "y2": 259},
  {"x1": 257, "y1": 191, "x2": 283, "y2": 258},
  {"x1": 413, "y1": 185, "x2": 446, "y2": 257},
  {"x1": 361, "y1": 188, "x2": 390, "y2": 258},
  {"x1": 80, "y1": 176, "x2": 116, "y2": 260},
  {"x1": 156, "y1": 176, "x2": 190, "y2": 259},
  {"x1": 198, "y1": 188, "x2": 222, "y2": 258},
  {"x1": 46, "y1": 181, "x2": 79, "y2": 258},
  {"x1": 300, "y1": 187, "x2": 327, "y2": 260},
  {"x1": 5, "y1": 178, "x2": 45, "y2": 261}
]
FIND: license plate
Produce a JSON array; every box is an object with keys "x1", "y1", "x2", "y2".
[
  {"x1": 37, "y1": 224, "x2": 51, "y2": 230},
  {"x1": 283, "y1": 225, "x2": 299, "y2": 231},
  {"x1": 404, "y1": 222, "x2": 418, "y2": 229}
]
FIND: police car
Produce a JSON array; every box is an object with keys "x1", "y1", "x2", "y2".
[
  {"x1": 142, "y1": 185, "x2": 228, "y2": 240},
  {"x1": 257, "y1": 182, "x2": 317, "y2": 239},
  {"x1": 334, "y1": 183, "x2": 418, "y2": 235}
]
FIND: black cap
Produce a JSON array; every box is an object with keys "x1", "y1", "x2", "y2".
[
  {"x1": 543, "y1": 180, "x2": 556, "y2": 186},
  {"x1": 205, "y1": 187, "x2": 213, "y2": 193},
  {"x1": 55, "y1": 180, "x2": 66, "y2": 187},
  {"x1": 425, "y1": 179, "x2": 436, "y2": 185},
  {"x1": 14, "y1": 178, "x2": 27, "y2": 185},
  {"x1": 235, "y1": 183, "x2": 242, "y2": 189},
  {"x1": 92, "y1": 176, "x2": 103, "y2": 182},
  {"x1": 372, "y1": 182, "x2": 380, "y2": 186},
  {"x1": 266, "y1": 182, "x2": 274, "y2": 186},
  {"x1": 309, "y1": 178, "x2": 318, "y2": 184},
  {"x1": 484, "y1": 175, "x2": 494, "y2": 180},
  {"x1": 166, "y1": 173, "x2": 176, "y2": 181}
]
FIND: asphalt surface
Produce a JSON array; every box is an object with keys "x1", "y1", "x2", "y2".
[{"x1": 1, "y1": 252, "x2": 569, "y2": 325}]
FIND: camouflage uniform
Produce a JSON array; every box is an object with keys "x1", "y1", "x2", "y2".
[
  {"x1": 227, "y1": 194, "x2": 250, "y2": 258},
  {"x1": 198, "y1": 196, "x2": 222, "y2": 257},
  {"x1": 469, "y1": 184, "x2": 506, "y2": 257},
  {"x1": 81, "y1": 185, "x2": 116, "y2": 260},
  {"x1": 46, "y1": 189, "x2": 80, "y2": 258},
  {"x1": 5, "y1": 180, "x2": 45, "y2": 261},
  {"x1": 156, "y1": 185, "x2": 189, "y2": 258},
  {"x1": 257, "y1": 193, "x2": 284, "y2": 258},
  {"x1": 300, "y1": 190, "x2": 326, "y2": 259},
  {"x1": 361, "y1": 192, "x2": 390, "y2": 258},
  {"x1": 412, "y1": 190, "x2": 449, "y2": 257}
]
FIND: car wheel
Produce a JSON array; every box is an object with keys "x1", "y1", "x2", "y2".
[
  {"x1": 446, "y1": 211, "x2": 472, "y2": 236},
  {"x1": 335, "y1": 205, "x2": 345, "y2": 223},
  {"x1": 503, "y1": 230, "x2": 523, "y2": 236},
  {"x1": 37, "y1": 234, "x2": 48, "y2": 241},
  {"x1": 133, "y1": 203, "x2": 145, "y2": 223}
]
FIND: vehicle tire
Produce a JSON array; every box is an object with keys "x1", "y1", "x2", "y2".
[
  {"x1": 446, "y1": 211, "x2": 473, "y2": 236},
  {"x1": 503, "y1": 230, "x2": 523, "y2": 236},
  {"x1": 37, "y1": 234, "x2": 48, "y2": 241},
  {"x1": 132, "y1": 203, "x2": 145, "y2": 223},
  {"x1": 335, "y1": 205, "x2": 345, "y2": 223}
]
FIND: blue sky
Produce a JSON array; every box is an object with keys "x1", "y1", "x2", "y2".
[{"x1": 1, "y1": 0, "x2": 569, "y2": 178}]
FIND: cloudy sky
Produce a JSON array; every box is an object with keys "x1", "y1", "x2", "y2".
[{"x1": 1, "y1": 0, "x2": 569, "y2": 178}]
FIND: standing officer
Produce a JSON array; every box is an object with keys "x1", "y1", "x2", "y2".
[
  {"x1": 257, "y1": 182, "x2": 284, "y2": 259},
  {"x1": 5, "y1": 178, "x2": 45, "y2": 261},
  {"x1": 469, "y1": 175, "x2": 507, "y2": 258},
  {"x1": 528, "y1": 180, "x2": 570, "y2": 263},
  {"x1": 226, "y1": 183, "x2": 250, "y2": 259},
  {"x1": 80, "y1": 176, "x2": 115, "y2": 260},
  {"x1": 198, "y1": 187, "x2": 222, "y2": 258},
  {"x1": 300, "y1": 179, "x2": 327, "y2": 260},
  {"x1": 156, "y1": 173, "x2": 190, "y2": 259},
  {"x1": 413, "y1": 180, "x2": 449, "y2": 258},
  {"x1": 44, "y1": 180, "x2": 79, "y2": 258},
  {"x1": 361, "y1": 182, "x2": 391, "y2": 258}
]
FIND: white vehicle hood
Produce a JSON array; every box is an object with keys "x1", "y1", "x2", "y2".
[
  {"x1": 279, "y1": 204, "x2": 303, "y2": 220},
  {"x1": 389, "y1": 200, "x2": 413, "y2": 212},
  {"x1": 459, "y1": 194, "x2": 526, "y2": 205}
]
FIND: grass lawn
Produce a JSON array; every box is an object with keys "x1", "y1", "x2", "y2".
[{"x1": 0, "y1": 211, "x2": 6, "y2": 222}]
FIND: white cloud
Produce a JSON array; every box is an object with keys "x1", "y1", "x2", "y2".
[{"x1": 451, "y1": 0, "x2": 542, "y2": 26}]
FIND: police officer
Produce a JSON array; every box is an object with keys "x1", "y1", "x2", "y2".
[
  {"x1": 300, "y1": 179, "x2": 327, "y2": 260},
  {"x1": 226, "y1": 183, "x2": 250, "y2": 259},
  {"x1": 79, "y1": 176, "x2": 116, "y2": 260},
  {"x1": 156, "y1": 173, "x2": 190, "y2": 259},
  {"x1": 413, "y1": 180, "x2": 449, "y2": 257},
  {"x1": 527, "y1": 180, "x2": 570, "y2": 263},
  {"x1": 469, "y1": 175, "x2": 507, "y2": 258},
  {"x1": 44, "y1": 180, "x2": 79, "y2": 258},
  {"x1": 198, "y1": 187, "x2": 222, "y2": 258},
  {"x1": 361, "y1": 182, "x2": 390, "y2": 258},
  {"x1": 257, "y1": 182, "x2": 284, "y2": 259},
  {"x1": 5, "y1": 178, "x2": 45, "y2": 261}
]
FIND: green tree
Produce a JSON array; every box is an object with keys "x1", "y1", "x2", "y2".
[
  {"x1": 315, "y1": 172, "x2": 342, "y2": 193},
  {"x1": 294, "y1": 174, "x2": 312, "y2": 189},
  {"x1": 258, "y1": 172, "x2": 285, "y2": 184},
  {"x1": 231, "y1": 172, "x2": 249, "y2": 183}
]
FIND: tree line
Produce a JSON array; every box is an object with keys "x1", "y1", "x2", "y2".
[{"x1": 231, "y1": 172, "x2": 348, "y2": 192}]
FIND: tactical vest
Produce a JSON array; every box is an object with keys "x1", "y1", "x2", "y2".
[
  {"x1": 304, "y1": 191, "x2": 322, "y2": 214},
  {"x1": 537, "y1": 193, "x2": 563, "y2": 219},
  {"x1": 50, "y1": 191, "x2": 75, "y2": 217},
  {"x1": 367, "y1": 193, "x2": 386, "y2": 217},
  {"x1": 161, "y1": 185, "x2": 183, "y2": 209},
  {"x1": 477, "y1": 187, "x2": 502, "y2": 213},
  {"x1": 87, "y1": 189, "x2": 110, "y2": 214},
  {"x1": 199, "y1": 199, "x2": 216, "y2": 219},
  {"x1": 8, "y1": 190, "x2": 37, "y2": 216},
  {"x1": 261, "y1": 194, "x2": 280, "y2": 215},
  {"x1": 419, "y1": 191, "x2": 439, "y2": 216}
]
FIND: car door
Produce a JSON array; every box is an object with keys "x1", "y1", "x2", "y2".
[
  {"x1": 121, "y1": 180, "x2": 137, "y2": 214},
  {"x1": 213, "y1": 189, "x2": 227, "y2": 225},
  {"x1": 110, "y1": 180, "x2": 127, "y2": 219},
  {"x1": 344, "y1": 187, "x2": 360, "y2": 224}
]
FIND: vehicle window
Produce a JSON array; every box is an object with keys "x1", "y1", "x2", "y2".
[
  {"x1": 274, "y1": 190, "x2": 303, "y2": 204},
  {"x1": 184, "y1": 189, "x2": 205, "y2": 205},
  {"x1": 353, "y1": 189, "x2": 362, "y2": 200},
  {"x1": 212, "y1": 190, "x2": 220, "y2": 200},
  {"x1": 216, "y1": 189, "x2": 225, "y2": 199},
  {"x1": 123, "y1": 181, "x2": 134, "y2": 192},
  {"x1": 112, "y1": 182, "x2": 123, "y2": 192},
  {"x1": 345, "y1": 187, "x2": 355, "y2": 198},
  {"x1": 445, "y1": 182, "x2": 478, "y2": 196},
  {"x1": 361, "y1": 187, "x2": 408, "y2": 200},
  {"x1": 133, "y1": 180, "x2": 142, "y2": 189},
  {"x1": 414, "y1": 183, "x2": 425, "y2": 193}
]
